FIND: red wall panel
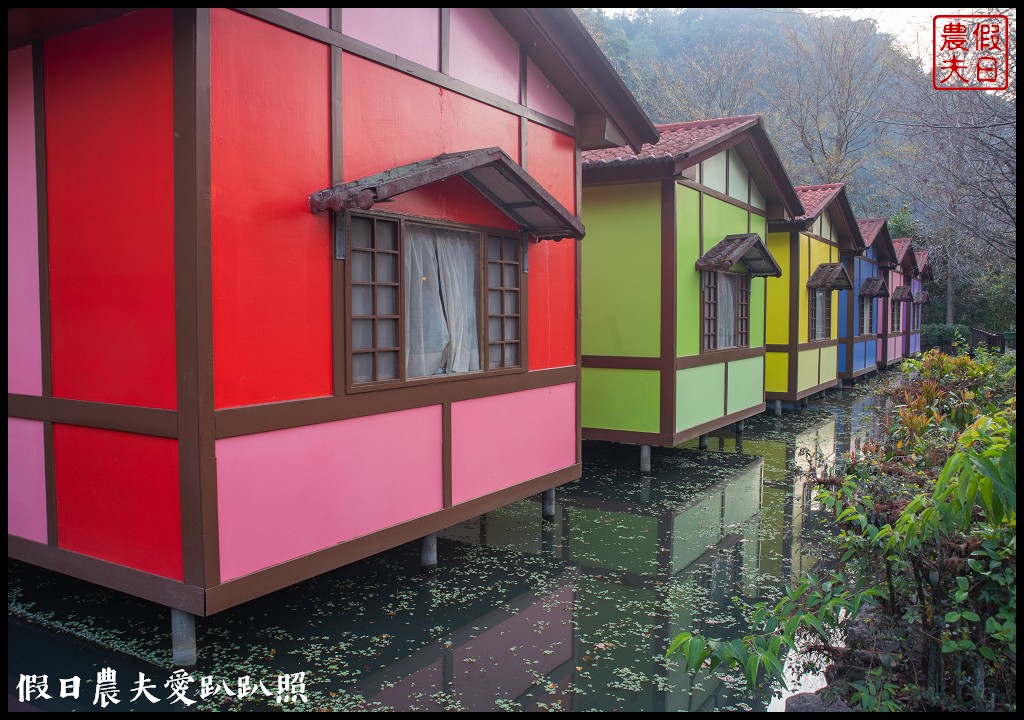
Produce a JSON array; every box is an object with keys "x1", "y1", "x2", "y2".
[
  {"x1": 381, "y1": 179, "x2": 518, "y2": 231},
  {"x1": 526, "y1": 123, "x2": 577, "y2": 369},
  {"x1": 342, "y1": 55, "x2": 578, "y2": 371},
  {"x1": 342, "y1": 53, "x2": 520, "y2": 182},
  {"x1": 54, "y1": 425, "x2": 182, "y2": 580},
  {"x1": 44, "y1": 9, "x2": 177, "y2": 409},
  {"x1": 211, "y1": 9, "x2": 333, "y2": 408}
]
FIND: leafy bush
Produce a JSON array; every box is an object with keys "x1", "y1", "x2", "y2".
[
  {"x1": 666, "y1": 349, "x2": 1016, "y2": 711},
  {"x1": 921, "y1": 323, "x2": 970, "y2": 353}
]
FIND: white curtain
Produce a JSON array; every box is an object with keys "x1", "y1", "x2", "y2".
[
  {"x1": 815, "y1": 291, "x2": 829, "y2": 339},
  {"x1": 405, "y1": 225, "x2": 480, "y2": 378},
  {"x1": 717, "y1": 274, "x2": 738, "y2": 348}
]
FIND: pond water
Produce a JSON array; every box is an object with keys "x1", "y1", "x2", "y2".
[{"x1": 7, "y1": 379, "x2": 889, "y2": 712}]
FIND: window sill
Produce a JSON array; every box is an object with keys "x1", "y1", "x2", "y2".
[{"x1": 346, "y1": 364, "x2": 526, "y2": 394}]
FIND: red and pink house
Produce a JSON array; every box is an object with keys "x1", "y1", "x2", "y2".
[
  {"x1": 7, "y1": 7, "x2": 656, "y2": 662},
  {"x1": 878, "y1": 238, "x2": 920, "y2": 368}
]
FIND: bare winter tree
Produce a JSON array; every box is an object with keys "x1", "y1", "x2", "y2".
[
  {"x1": 887, "y1": 8, "x2": 1015, "y2": 265},
  {"x1": 879, "y1": 8, "x2": 1017, "y2": 324},
  {"x1": 753, "y1": 13, "x2": 908, "y2": 187}
]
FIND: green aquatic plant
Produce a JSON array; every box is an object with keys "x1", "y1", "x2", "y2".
[{"x1": 667, "y1": 350, "x2": 1016, "y2": 711}]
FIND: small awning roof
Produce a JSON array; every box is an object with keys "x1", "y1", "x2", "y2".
[
  {"x1": 308, "y1": 147, "x2": 584, "y2": 240},
  {"x1": 913, "y1": 291, "x2": 930, "y2": 304},
  {"x1": 694, "y1": 233, "x2": 782, "y2": 277},
  {"x1": 891, "y1": 285, "x2": 914, "y2": 302},
  {"x1": 806, "y1": 262, "x2": 853, "y2": 291},
  {"x1": 859, "y1": 276, "x2": 889, "y2": 298}
]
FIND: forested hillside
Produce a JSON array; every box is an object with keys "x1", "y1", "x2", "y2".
[{"x1": 575, "y1": 8, "x2": 1017, "y2": 331}]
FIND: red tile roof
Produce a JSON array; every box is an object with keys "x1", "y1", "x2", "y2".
[
  {"x1": 581, "y1": 114, "x2": 761, "y2": 167},
  {"x1": 892, "y1": 238, "x2": 913, "y2": 264},
  {"x1": 914, "y1": 250, "x2": 929, "y2": 270},
  {"x1": 857, "y1": 218, "x2": 886, "y2": 247},
  {"x1": 794, "y1": 184, "x2": 845, "y2": 222}
]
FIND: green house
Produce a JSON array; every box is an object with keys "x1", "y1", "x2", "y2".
[{"x1": 580, "y1": 115, "x2": 804, "y2": 467}]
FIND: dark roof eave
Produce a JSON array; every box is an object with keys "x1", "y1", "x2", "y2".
[
  {"x1": 807, "y1": 262, "x2": 854, "y2": 291},
  {"x1": 695, "y1": 233, "x2": 783, "y2": 278},
  {"x1": 494, "y1": 8, "x2": 658, "y2": 153},
  {"x1": 308, "y1": 147, "x2": 584, "y2": 240}
]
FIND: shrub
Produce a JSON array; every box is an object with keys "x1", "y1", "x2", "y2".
[{"x1": 921, "y1": 323, "x2": 970, "y2": 353}]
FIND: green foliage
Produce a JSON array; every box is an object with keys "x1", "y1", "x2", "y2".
[
  {"x1": 849, "y1": 666, "x2": 903, "y2": 712},
  {"x1": 665, "y1": 572, "x2": 880, "y2": 693},
  {"x1": 666, "y1": 350, "x2": 1016, "y2": 711},
  {"x1": 921, "y1": 323, "x2": 970, "y2": 353},
  {"x1": 886, "y1": 204, "x2": 919, "y2": 240}
]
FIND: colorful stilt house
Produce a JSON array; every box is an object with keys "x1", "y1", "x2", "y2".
[
  {"x1": 837, "y1": 217, "x2": 897, "y2": 386},
  {"x1": 7, "y1": 7, "x2": 657, "y2": 663},
  {"x1": 764, "y1": 184, "x2": 866, "y2": 414},
  {"x1": 879, "y1": 238, "x2": 920, "y2": 368},
  {"x1": 908, "y1": 250, "x2": 932, "y2": 356},
  {"x1": 578, "y1": 115, "x2": 804, "y2": 468}
]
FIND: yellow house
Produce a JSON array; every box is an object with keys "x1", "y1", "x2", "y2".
[{"x1": 764, "y1": 184, "x2": 865, "y2": 414}]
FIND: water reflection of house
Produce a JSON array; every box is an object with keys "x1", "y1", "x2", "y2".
[
  {"x1": 560, "y1": 448, "x2": 770, "y2": 711},
  {"x1": 723, "y1": 413, "x2": 838, "y2": 580},
  {"x1": 358, "y1": 578, "x2": 578, "y2": 711},
  {"x1": 834, "y1": 391, "x2": 885, "y2": 458},
  {"x1": 6, "y1": 8, "x2": 658, "y2": 662}
]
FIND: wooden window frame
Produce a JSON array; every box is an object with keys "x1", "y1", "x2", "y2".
[
  {"x1": 343, "y1": 210, "x2": 525, "y2": 392},
  {"x1": 702, "y1": 270, "x2": 718, "y2": 351},
  {"x1": 809, "y1": 288, "x2": 832, "y2": 341},
  {"x1": 701, "y1": 270, "x2": 751, "y2": 352},
  {"x1": 891, "y1": 299, "x2": 902, "y2": 333},
  {"x1": 860, "y1": 295, "x2": 874, "y2": 336}
]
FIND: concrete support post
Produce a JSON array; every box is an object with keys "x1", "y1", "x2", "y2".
[
  {"x1": 640, "y1": 444, "x2": 652, "y2": 473},
  {"x1": 774, "y1": 400, "x2": 782, "y2": 417},
  {"x1": 735, "y1": 419, "x2": 745, "y2": 434},
  {"x1": 541, "y1": 488, "x2": 556, "y2": 520},
  {"x1": 171, "y1": 608, "x2": 197, "y2": 668},
  {"x1": 421, "y1": 532, "x2": 438, "y2": 572},
  {"x1": 698, "y1": 434, "x2": 708, "y2": 451}
]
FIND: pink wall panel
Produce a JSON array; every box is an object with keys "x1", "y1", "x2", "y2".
[
  {"x1": 449, "y1": 8, "x2": 520, "y2": 104},
  {"x1": 889, "y1": 336, "x2": 903, "y2": 361},
  {"x1": 7, "y1": 47, "x2": 43, "y2": 396},
  {"x1": 279, "y1": 8, "x2": 330, "y2": 27},
  {"x1": 451, "y1": 384, "x2": 576, "y2": 506},
  {"x1": 8, "y1": 418, "x2": 47, "y2": 543},
  {"x1": 527, "y1": 58, "x2": 574, "y2": 125},
  {"x1": 54, "y1": 425, "x2": 182, "y2": 580},
  {"x1": 216, "y1": 406, "x2": 443, "y2": 581},
  {"x1": 341, "y1": 8, "x2": 440, "y2": 70}
]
